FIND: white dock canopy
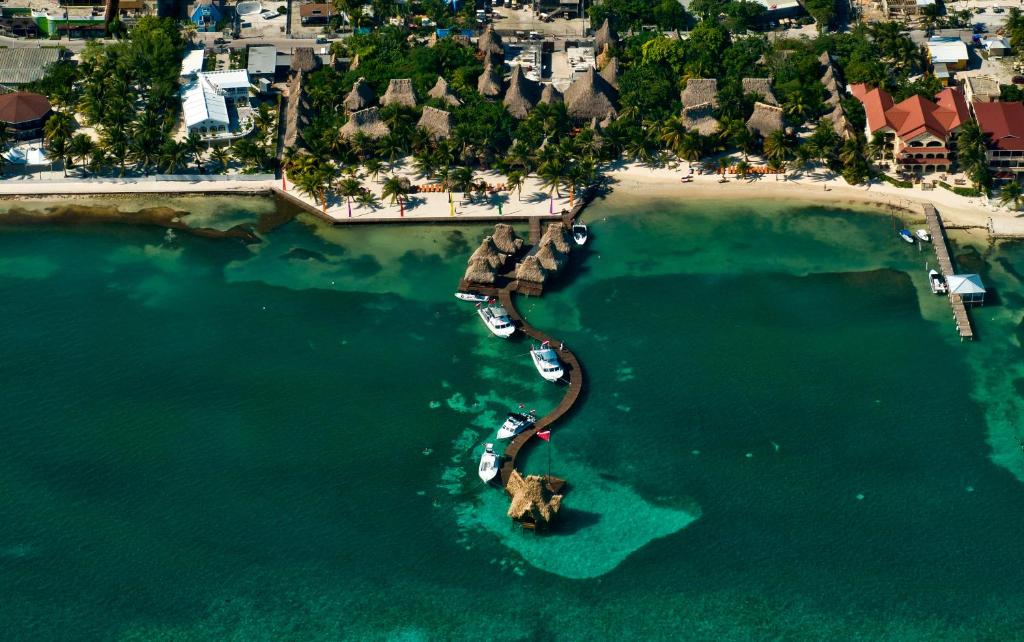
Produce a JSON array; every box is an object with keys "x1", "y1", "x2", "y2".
[{"x1": 946, "y1": 274, "x2": 986, "y2": 304}]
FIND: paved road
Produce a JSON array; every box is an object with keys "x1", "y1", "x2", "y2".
[{"x1": 0, "y1": 33, "x2": 323, "y2": 53}]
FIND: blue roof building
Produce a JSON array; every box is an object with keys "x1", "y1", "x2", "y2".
[{"x1": 191, "y1": 1, "x2": 223, "y2": 32}]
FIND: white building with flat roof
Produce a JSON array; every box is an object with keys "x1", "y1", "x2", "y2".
[
  {"x1": 181, "y1": 70, "x2": 253, "y2": 138},
  {"x1": 180, "y1": 48, "x2": 204, "y2": 79}
]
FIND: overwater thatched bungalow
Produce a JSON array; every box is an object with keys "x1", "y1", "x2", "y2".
[
  {"x1": 594, "y1": 18, "x2": 618, "y2": 54},
  {"x1": 535, "y1": 241, "x2": 568, "y2": 271},
  {"x1": 540, "y1": 222, "x2": 573, "y2": 254},
  {"x1": 344, "y1": 77, "x2": 376, "y2": 112},
  {"x1": 464, "y1": 257, "x2": 497, "y2": 284},
  {"x1": 427, "y1": 75, "x2": 461, "y2": 106},
  {"x1": 471, "y1": 236, "x2": 507, "y2": 270},
  {"x1": 599, "y1": 57, "x2": 620, "y2": 91},
  {"x1": 746, "y1": 102, "x2": 784, "y2": 138},
  {"x1": 564, "y1": 67, "x2": 618, "y2": 121},
  {"x1": 381, "y1": 78, "x2": 417, "y2": 108},
  {"x1": 492, "y1": 223, "x2": 524, "y2": 255},
  {"x1": 515, "y1": 255, "x2": 547, "y2": 284},
  {"x1": 477, "y1": 62, "x2": 504, "y2": 98},
  {"x1": 506, "y1": 469, "x2": 563, "y2": 529},
  {"x1": 339, "y1": 107, "x2": 390, "y2": 140},
  {"x1": 504, "y1": 66, "x2": 541, "y2": 119},
  {"x1": 741, "y1": 77, "x2": 778, "y2": 106},
  {"x1": 540, "y1": 83, "x2": 563, "y2": 105},
  {"x1": 417, "y1": 106, "x2": 453, "y2": 140}
]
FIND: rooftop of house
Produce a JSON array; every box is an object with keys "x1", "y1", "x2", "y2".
[
  {"x1": 973, "y1": 101, "x2": 1024, "y2": 151},
  {"x1": 851, "y1": 83, "x2": 968, "y2": 141}
]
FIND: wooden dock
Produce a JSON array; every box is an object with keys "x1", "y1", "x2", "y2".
[{"x1": 924, "y1": 205, "x2": 973, "y2": 340}]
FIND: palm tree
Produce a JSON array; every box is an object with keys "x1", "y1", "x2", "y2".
[
  {"x1": 68, "y1": 133, "x2": 94, "y2": 171},
  {"x1": 867, "y1": 131, "x2": 888, "y2": 164},
  {"x1": 999, "y1": 181, "x2": 1023, "y2": 210},
  {"x1": 252, "y1": 104, "x2": 275, "y2": 139},
  {"x1": 735, "y1": 159, "x2": 750, "y2": 180},
  {"x1": 381, "y1": 175, "x2": 410, "y2": 217},
  {"x1": 355, "y1": 189, "x2": 381, "y2": 210},
  {"x1": 337, "y1": 176, "x2": 362, "y2": 218},
  {"x1": 717, "y1": 155, "x2": 733, "y2": 178},
  {"x1": 86, "y1": 148, "x2": 108, "y2": 176},
  {"x1": 766, "y1": 157, "x2": 785, "y2": 181},
  {"x1": 182, "y1": 131, "x2": 205, "y2": 172},
  {"x1": 447, "y1": 166, "x2": 475, "y2": 201},
  {"x1": 378, "y1": 134, "x2": 405, "y2": 171},
  {"x1": 659, "y1": 117, "x2": 688, "y2": 159},
  {"x1": 506, "y1": 170, "x2": 526, "y2": 202},
  {"x1": 294, "y1": 171, "x2": 326, "y2": 209},
  {"x1": 210, "y1": 146, "x2": 232, "y2": 173},
  {"x1": 783, "y1": 94, "x2": 809, "y2": 123},
  {"x1": 678, "y1": 131, "x2": 705, "y2": 163},
  {"x1": 43, "y1": 111, "x2": 75, "y2": 176},
  {"x1": 763, "y1": 129, "x2": 792, "y2": 165},
  {"x1": 159, "y1": 139, "x2": 188, "y2": 174},
  {"x1": 538, "y1": 157, "x2": 567, "y2": 213}
]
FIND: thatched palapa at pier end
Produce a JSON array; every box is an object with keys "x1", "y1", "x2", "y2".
[
  {"x1": 463, "y1": 257, "x2": 497, "y2": 284},
  {"x1": 515, "y1": 255, "x2": 547, "y2": 284},
  {"x1": 535, "y1": 241, "x2": 567, "y2": 271},
  {"x1": 540, "y1": 222, "x2": 573, "y2": 254},
  {"x1": 471, "y1": 236, "x2": 507, "y2": 270},
  {"x1": 506, "y1": 470, "x2": 562, "y2": 525},
  {"x1": 491, "y1": 223, "x2": 524, "y2": 255}
]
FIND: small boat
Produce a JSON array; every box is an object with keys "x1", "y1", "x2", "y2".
[
  {"x1": 478, "y1": 443, "x2": 500, "y2": 483},
  {"x1": 530, "y1": 343, "x2": 564, "y2": 382},
  {"x1": 916, "y1": 229, "x2": 931, "y2": 242},
  {"x1": 929, "y1": 269, "x2": 948, "y2": 294},
  {"x1": 478, "y1": 304, "x2": 516, "y2": 338},
  {"x1": 455, "y1": 292, "x2": 491, "y2": 303},
  {"x1": 572, "y1": 221, "x2": 589, "y2": 246},
  {"x1": 899, "y1": 229, "x2": 915, "y2": 244},
  {"x1": 496, "y1": 411, "x2": 536, "y2": 439}
]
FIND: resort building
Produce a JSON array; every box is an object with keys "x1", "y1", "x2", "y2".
[
  {"x1": 299, "y1": 3, "x2": 335, "y2": 25},
  {"x1": 982, "y1": 38, "x2": 1011, "y2": 59},
  {"x1": 181, "y1": 70, "x2": 252, "y2": 138},
  {"x1": 0, "y1": 48, "x2": 62, "y2": 86},
  {"x1": 851, "y1": 84, "x2": 969, "y2": 175},
  {"x1": 963, "y1": 75, "x2": 1000, "y2": 104},
  {"x1": 680, "y1": 78, "x2": 720, "y2": 136},
  {"x1": 0, "y1": 92, "x2": 52, "y2": 141},
  {"x1": 927, "y1": 37, "x2": 969, "y2": 74},
  {"x1": 191, "y1": 0, "x2": 223, "y2": 32},
  {"x1": 247, "y1": 46, "x2": 277, "y2": 80},
  {"x1": 972, "y1": 101, "x2": 1024, "y2": 183},
  {"x1": 563, "y1": 66, "x2": 617, "y2": 121}
]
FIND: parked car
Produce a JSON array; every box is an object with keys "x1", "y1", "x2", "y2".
[
  {"x1": 1013, "y1": 75, "x2": 1024, "y2": 84},
  {"x1": 214, "y1": 37, "x2": 227, "y2": 44},
  {"x1": 993, "y1": 6, "x2": 1005, "y2": 13}
]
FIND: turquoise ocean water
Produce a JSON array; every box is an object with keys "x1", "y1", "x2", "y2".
[{"x1": 1, "y1": 195, "x2": 1023, "y2": 640}]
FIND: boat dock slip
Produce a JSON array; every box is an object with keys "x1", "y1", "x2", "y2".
[{"x1": 924, "y1": 205, "x2": 974, "y2": 340}]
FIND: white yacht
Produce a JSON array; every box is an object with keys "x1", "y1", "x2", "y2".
[
  {"x1": 916, "y1": 229, "x2": 931, "y2": 242},
  {"x1": 929, "y1": 269, "x2": 948, "y2": 294},
  {"x1": 496, "y1": 411, "x2": 536, "y2": 440},
  {"x1": 478, "y1": 443, "x2": 500, "y2": 483},
  {"x1": 455, "y1": 292, "x2": 491, "y2": 303},
  {"x1": 530, "y1": 343, "x2": 564, "y2": 382},
  {"x1": 572, "y1": 221, "x2": 589, "y2": 246},
  {"x1": 478, "y1": 304, "x2": 516, "y2": 338}
]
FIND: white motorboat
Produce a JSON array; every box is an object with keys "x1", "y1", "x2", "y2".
[
  {"x1": 572, "y1": 221, "x2": 589, "y2": 246},
  {"x1": 929, "y1": 269, "x2": 948, "y2": 294},
  {"x1": 455, "y1": 292, "x2": 491, "y2": 303},
  {"x1": 916, "y1": 229, "x2": 931, "y2": 242},
  {"x1": 478, "y1": 304, "x2": 516, "y2": 338},
  {"x1": 478, "y1": 443, "x2": 500, "y2": 483},
  {"x1": 530, "y1": 343, "x2": 564, "y2": 382},
  {"x1": 496, "y1": 411, "x2": 536, "y2": 439},
  {"x1": 899, "y1": 229, "x2": 915, "y2": 244}
]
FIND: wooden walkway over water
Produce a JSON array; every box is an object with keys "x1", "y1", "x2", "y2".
[{"x1": 924, "y1": 205, "x2": 973, "y2": 340}]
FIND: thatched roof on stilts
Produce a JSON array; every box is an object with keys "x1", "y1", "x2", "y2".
[
  {"x1": 381, "y1": 78, "x2": 417, "y2": 108},
  {"x1": 427, "y1": 75, "x2": 461, "y2": 106},
  {"x1": 564, "y1": 67, "x2": 618, "y2": 121},
  {"x1": 470, "y1": 236, "x2": 507, "y2": 269},
  {"x1": 344, "y1": 78, "x2": 376, "y2": 112},
  {"x1": 464, "y1": 257, "x2": 497, "y2": 284},
  {"x1": 540, "y1": 222, "x2": 573, "y2": 254},
  {"x1": 503, "y1": 65, "x2": 540, "y2": 119},
  {"x1": 477, "y1": 62, "x2": 504, "y2": 98},
  {"x1": 515, "y1": 255, "x2": 547, "y2": 283},
  {"x1": 506, "y1": 470, "x2": 563, "y2": 523},
  {"x1": 339, "y1": 107, "x2": 390, "y2": 139},
  {"x1": 540, "y1": 83, "x2": 563, "y2": 105},
  {"x1": 491, "y1": 223, "x2": 524, "y2": 255},
  {"x1": 535, "y1": 241, "x2": 568, "y2": 271},
  {"x1": 417, "y1": 106, "x2": 453, "y2": 140},
  {"x1": 745, "y1": 102, "x2": 784, "y2": 138}
]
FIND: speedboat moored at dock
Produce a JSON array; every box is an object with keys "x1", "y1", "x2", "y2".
[
  {"x1": 899, "y1": 229, "x2": 915, "y2": 244},
  {"x1": 478, "y1": 304, "x2": 516, "y2": 338},
  {"x1": 572, "y1": 222, "x2": 589, "y2": 246},
  {"x1": 455, "y1": 292, "x2": 491, "y2": 303},
  {"x1": 929, "y1": 269, "x2": 948, "y2": 294},
  {"x1": 916, "y1": 229, "x2": 931, "y2": 242},
  {"x1": 497, "y1": 410, "x2": 537, "y2": 439},
  {"x1": 530, "y1": 342, "x2": 564, "y2": 382},
  {"x1": 478, "y1": 443, "x2": 500, "y2": 483}
]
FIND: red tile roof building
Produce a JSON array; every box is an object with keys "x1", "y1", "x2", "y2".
[
  {"x1": 850, "y1": 83, "x2": 970, "y2": 175},
  {"x1": 972, "y1": 101, "x2": 1024, "y2": 182}
]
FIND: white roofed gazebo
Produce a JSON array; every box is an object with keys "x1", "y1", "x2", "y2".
[{"x1": 946, "y1": 274, "x2": 986, "y2": 305}]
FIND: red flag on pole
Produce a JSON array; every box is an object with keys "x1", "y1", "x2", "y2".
[{"x1": 537, "y1": 430, "x2": 551, "y2": 441}]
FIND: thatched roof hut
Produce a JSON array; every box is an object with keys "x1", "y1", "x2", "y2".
[
  {"x1": 344, "y1": 78, "x2": 376, "y2": 112},
  {"x1": 819, "y1": 51, "x2": 832, "y2": 66},
  {"x1": 681, "y1": 104, "x2": 719, "y2": 136},
  {"x1": 599, "y1": 57, "x2": 620, "y2": 91},
  {"x1": 824, "y1": 104, "x2": 852, "y2": 138},
  {"x1": 477, "y1": 25, "x2": 504, "y2": 61},
  {"x1": 594, "y1": 18, "x2": 618, "y2": 54},
  {"x1": 503, "y1": 65, "x2": 540, "y2": 119},
  {"x1": 564, "y1": 67, "x2": 618, "y2": 121},
  {"x1": 470, "y1": 236, "x2": 507, "y2": 270},
  {"x1": 745, "y1": 102, "x2": 784, "y2": 138},
  {"x1": 417, "y1": 106, "x2": 453, "y2": 140},
  {"x1": 506, "y1": 470, "x2": 563, "y2": 524},
  {"x1": 283, "y1": 72, "x2": 306, "y2": 149},
  {"x1": 741, "y1": 77, "x2": 778, "y2": 106},
  {"x1": 515, "y1": 255, "x2": 547, "y2": 284},
  {"x1": 381, "y1": 78, "x2": 417, "y2": 108},
  {"x1": 427, "y1": 75, "x2": 461, "y2": 106},
  {"x1": 291, "y1": 47, "x2": 317, "y2": 75},
  {"x1": 540, "y1": 83, "x2": 563, "y2": 105},
  {"x1": 477, "y1": 62, "x2": 504, "y2": 98},
  {"x1": 492, "y1": 223, "x2": 524, "y2": 255},
  {"x1": 535, "y1": 241, "x2": 567, "y2": 271},
  {"x1": 540, "y1": 222, "x2": 573, "y2": 254},
  {"x1": 339, "y1": 107, "x2": 390, "y2": 140},
  {"x1": 680, "y1": 78, "x2": 719, "y2": 109},
  {"x1": 464, "y1": 257, "x2": 497, "y2": 284}
]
